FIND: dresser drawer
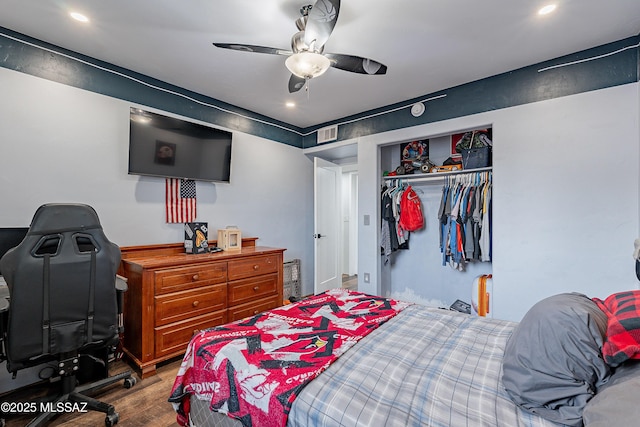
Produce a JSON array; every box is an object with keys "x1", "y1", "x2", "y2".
[
  {"x1": 228, "y1": 295, "x2": 281, "y2": 322},
  {"x1": 227, "y1": 255, "x2": 279, "y2": 281},
  {"x1": 228, "y1": 273, "x2": 278, "y2": 306},
  {"x1": 155, "y1": 311, "x2": 227, "y2": 358},
  {"x1": 155, "y1": 283, "x2": 227, "y2": 326},
  {"x1": 155, "y1": 262, "x2": 227, "y2": 295}
]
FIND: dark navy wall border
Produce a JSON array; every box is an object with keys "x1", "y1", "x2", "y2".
[
  {"x1": 0, "y1": 27, "x2": 637, "y2": 150},
  {"x1": 302, "y1": 35, "x2": 639, "y2": 148},
  {"x1": 0, "y1": 27, "x2": 304, "y2": 147}
]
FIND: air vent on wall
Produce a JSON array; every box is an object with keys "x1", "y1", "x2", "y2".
[{"x1": 317, "y1": 125, "x2": 338, "y2": 144}]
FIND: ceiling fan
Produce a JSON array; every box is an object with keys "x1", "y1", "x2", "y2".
[{"x1": 213, "y1": 0, "x2": 387, "y2": 93}]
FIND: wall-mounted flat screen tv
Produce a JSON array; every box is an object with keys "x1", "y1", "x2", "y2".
[{"x1": 128, "y1": 108, "x2": 232, "y2": 182}]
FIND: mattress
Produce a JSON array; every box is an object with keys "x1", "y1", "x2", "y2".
[{"x1": 186, "y1": 304, "x2": 558, "y2": 427}]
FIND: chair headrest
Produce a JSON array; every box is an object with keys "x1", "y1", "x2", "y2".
[{"x1": 27, "y1": 204, "x2": 102, "y2": 235}]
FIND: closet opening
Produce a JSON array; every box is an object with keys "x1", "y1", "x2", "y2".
[{"x1": 378, "y1": 127, "x2": 493, "y2": 312}]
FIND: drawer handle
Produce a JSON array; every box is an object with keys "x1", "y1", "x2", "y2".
[
  {"x1": 192, "y1": 274, "x2": 199, "y2": 281},
  {"x1": 253, "y1": 265, "x2": 259, "y2": 270},
  {"x1": 253, "y1": 286, "x2": 259, "y2": 292},
  {"x1": 192, "y1": 300, "x2": 199, "y2": 307},
  {"x1": 193, "y1": 329, "x2": 200, "y2": 335},
  {"x1": 253, "y1": 310, "x2": 259, "y2": 314}
]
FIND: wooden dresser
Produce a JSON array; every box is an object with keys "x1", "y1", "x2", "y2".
[{"x1": 118, "y1": 238, "x2": 285, "y2": 377}]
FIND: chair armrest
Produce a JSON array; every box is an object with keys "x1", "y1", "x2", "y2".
[
  {"x1": 115, "y1": 274, "x2": 128, "y2": 293},
  {"x1": 115, "y1": 275, "x2": 127, "y2": 334},
  {"x1": 115, "y1": 274, "x2": 127, "y2": 313}
]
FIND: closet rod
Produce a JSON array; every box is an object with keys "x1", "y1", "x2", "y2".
[{"x1": 382, "y1": 167, "x2": 492, "y2": 183}]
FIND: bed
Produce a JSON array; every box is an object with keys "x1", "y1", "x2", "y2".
[{"x1": 169, "y1": 289, "x2": 640, "y2": 427}]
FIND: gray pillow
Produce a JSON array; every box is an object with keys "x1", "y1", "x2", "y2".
[
  {"x1": 583, "y1": 361, "x2": 640, "y2": 426},
  {"x1": 502, "y1": 293, "x2": 611, "y2": 427}
]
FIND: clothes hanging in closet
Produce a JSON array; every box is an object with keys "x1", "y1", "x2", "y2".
[
  {"x1": 381, "y1": 185, "x2": 399, "y2": 265},
  {"x1": 439, "y1": 171, "x2": 492, "y2": 270},
  {"x1": 380, "y1": 181, "x2": 423, "y2": 265}
]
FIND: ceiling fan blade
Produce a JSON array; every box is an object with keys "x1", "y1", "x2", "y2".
[
  {"x1": 304, "y1": 0, "x2": 340, "y2": 50},
  {"x1": 325, "y1": 53, "x2": 387, "y2": 75},
  {"x1": 288, "y1": 74, "x2": 306, "y2": 93},
  {"x1": 213, "y1": 43, "x2": 292, "y2": 56}
]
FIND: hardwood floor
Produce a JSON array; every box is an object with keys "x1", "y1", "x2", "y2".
[
  {"x1": 2, "y1": 358, "x2": 182, "y2": 427},
  {"x1": 342, "y1": 274, "x2": 357, "y2": 291}
]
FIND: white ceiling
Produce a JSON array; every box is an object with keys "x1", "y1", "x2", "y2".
[{"x1": 1, "y1": 1, "x2": 639, "y2": 128}]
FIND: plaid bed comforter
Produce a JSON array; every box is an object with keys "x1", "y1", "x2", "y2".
[
  {"x1": 169, "y1": 289, "x2": 411, "y2": 427},
  {"x1": 287, "y1": 304, "x2": 561, "y2": 427}
]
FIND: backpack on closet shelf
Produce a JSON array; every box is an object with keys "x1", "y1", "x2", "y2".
[{"x1": 399, "y1": 186, "x2": 424, "y2": 231}]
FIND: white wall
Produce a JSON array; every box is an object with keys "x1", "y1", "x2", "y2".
[
  {"x1": 493, "y1": 84, "x2": 639, "y2": 320},
  {"x1": 0, "y1": 68, "x2": 315, "y2": 294},
  {"x1": 357, "y1": 83, "x2": 640, "y2": 321}
]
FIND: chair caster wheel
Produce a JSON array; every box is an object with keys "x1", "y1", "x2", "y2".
[
  {"x1": 124, "y1": 377, "x2": 136, "y2": 389},
  {"x1": 105, "y1": 412, "x2": 119, "y2": 426}
]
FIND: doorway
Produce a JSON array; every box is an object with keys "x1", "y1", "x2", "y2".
[
  {"x1": 310, "y1": 146, "x2": 358, "y2": 294},
  {"x1": 313, "y1": 157, "x2": 342, "y2": 293}
]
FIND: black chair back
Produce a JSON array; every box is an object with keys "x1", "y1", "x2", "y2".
[{"x1": 0, "y1": 204, "x2": 121, "y2": 372}]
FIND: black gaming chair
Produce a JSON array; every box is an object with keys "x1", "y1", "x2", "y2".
[{"x1": 0, "y1": 204, "x2": 135, "y2": 426}]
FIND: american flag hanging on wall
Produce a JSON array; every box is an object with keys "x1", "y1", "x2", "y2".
[{"x1": 166, "y1": 178, "x2": 197, "y2": 223}]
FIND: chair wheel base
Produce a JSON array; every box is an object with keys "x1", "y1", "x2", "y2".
[
  {"x1": 123, "y1": 377, "x2": 136, "y2": 389},
  {"x1": 104, "y1": 412, "x2": 120, "y2": 427},
  {"x1": 105, "y1": 412, "x2": 119, "y2": 426}
]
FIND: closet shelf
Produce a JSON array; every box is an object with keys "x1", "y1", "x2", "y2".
[{"x1": 382, "y1": 167, "x2": 492, "y2": 184}]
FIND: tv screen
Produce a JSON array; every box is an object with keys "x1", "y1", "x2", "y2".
[{"x1": 128, "y1": 108, "x2": 233, "y2": 182}]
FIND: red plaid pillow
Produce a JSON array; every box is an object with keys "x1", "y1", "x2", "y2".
[{"x1": 593, "y1": 290, "x2": 640, "y2": 367}]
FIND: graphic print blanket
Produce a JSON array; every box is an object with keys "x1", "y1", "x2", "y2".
[{"x1": 169, "y1": 289, "x2": 411, "y2": 427}]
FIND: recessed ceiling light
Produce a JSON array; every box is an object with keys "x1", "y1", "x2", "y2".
[
  {"x1": 285, "y1": 101, "x2": 296, "y2": 108},
  {"x1": 538, "y1": 4, "x2": 557, "y2": 15},
  {"x1": 69, "y1": 12, "x2": 89, "y2": 23}
]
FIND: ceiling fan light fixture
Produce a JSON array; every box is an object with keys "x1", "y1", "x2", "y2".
[{"x1": 285, "y1": 51, "x2": 330, "y2": 79}]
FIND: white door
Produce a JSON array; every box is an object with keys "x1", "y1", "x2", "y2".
[{"x1": 314, "y1": 157, "x2": 342, "y2": 294}]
